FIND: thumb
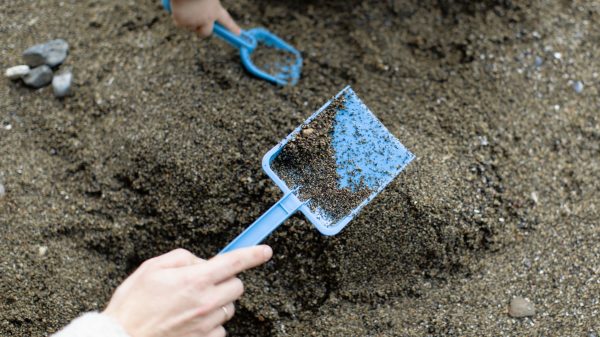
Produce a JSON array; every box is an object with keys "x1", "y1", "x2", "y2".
[{"x1": 196, "y1": 22, "x2": 215, "y2": 38}]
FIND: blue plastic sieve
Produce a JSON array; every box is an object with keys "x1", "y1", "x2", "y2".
[{"x1": 221, "y1": 86, "x2": 415, "y2": 253}]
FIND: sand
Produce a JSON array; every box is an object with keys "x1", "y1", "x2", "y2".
[
  {"x1": 0, "y1": 0, "x2": 598, "y2": 336},
  {"x1": 251, "y1": 42, "x2": 297, "y2": 78},
  {"x1": 272, "y1": 94, "x2": 373, "y2": 223}
]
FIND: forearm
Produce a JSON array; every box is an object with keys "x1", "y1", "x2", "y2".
[{"x1": 52, "y1": 312, "x2": 130, "y2": 337}]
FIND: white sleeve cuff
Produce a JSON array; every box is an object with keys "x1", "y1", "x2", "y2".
[{"x1": 52, "y1": 312, "x2": 131, "y2": 337}]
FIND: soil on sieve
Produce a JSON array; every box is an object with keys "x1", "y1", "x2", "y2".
[
  {"x1": 251, "y1": 42, "x2": 297, "y2": 77},
  {"x1": 1, "y1": 0, "x2": 599, "y2": 336},
  {"x1": 272, "y1": 95, "x2": 372, "y2": 223}
]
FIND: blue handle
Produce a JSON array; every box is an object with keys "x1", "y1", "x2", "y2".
[
  {"x1": 213, "y1": 23, "x2": 256, "y2": 50},
  {"x1": 162, "y1": 0, "x2": 171, "y2": 12},
  {"x1": 220, "y1": 192, "x2": 303, "y2": 254},
  {"x1": 162, "y1": 0, "x2": 255, "y2": 50}
]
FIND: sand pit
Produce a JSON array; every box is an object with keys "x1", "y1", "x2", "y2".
[{"x1": 1, "y1": 0, "x2": 598, "y2": 335}]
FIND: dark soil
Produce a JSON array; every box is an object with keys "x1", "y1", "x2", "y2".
[
  {"x1": 272, "y1": 94, "x2": 372, "y2": 223},
  {"x1": 1, "y1": 0, "x2": 599, "y2": 336}
]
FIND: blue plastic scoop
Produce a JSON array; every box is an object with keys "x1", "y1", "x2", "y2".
[
  {"x1": 221, "y1": 86, "x2": 415, "y2": 253},
  {"x1": 163, "y1": 0, "x2": 302, "y2": 85}
]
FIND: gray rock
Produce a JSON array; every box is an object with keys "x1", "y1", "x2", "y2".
[
  {"x1": 573, "y1": 81, "x2": 584, "y2": 94},
  {"x1": 52, "y1": 70, "x2": 73, "y2": 98},
  {"x1": 534, "y1": 56, "x2": 543, "y2": 68},
  {"x1": 508, "y1": 296, "x2": 535, "y2": 318},
  {"x1": 5, "y1": 65, "x2": 30, "y2": 80},
  {"x1": 0, "y1": 183, "x2": 4, "y2": 198},
  {"x1": 22, "y1": 39, "x2": 69, "y2": 67},
  {"x1": 23, "y1": 65, "x2": 53, "y2": 88}
]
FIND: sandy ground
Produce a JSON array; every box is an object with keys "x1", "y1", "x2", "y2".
[{"x1": 0, "y1": 0, "x2": 598, "y2": 336}]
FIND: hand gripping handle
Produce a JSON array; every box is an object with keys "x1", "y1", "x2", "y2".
[{"x1": 162, "y1": 0, "x2": 256, "y2": 50}]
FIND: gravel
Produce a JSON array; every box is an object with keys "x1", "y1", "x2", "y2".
[
  {"x1": 38, "y1": 246, "x2": 48, "y2": 256},
  {"x1": 22, "y1": 39, "x2": 69, "y2": 68},
  {"x1": 508, "y1": 297, "x2": 536, "y2": 318},
  {"x1": 534, "y1": 56, "x2": 544, "y2": 68},
  {"x1": 553, "y1": 52, "x2": 562, "y2": 60},
  {"x1": 5, "y1": 65, "x2": 30, "y2": 80},
  {"x1": 23, "y1": 65, "x2": 53, "y2": 88},
  {"x1": 52, "y1": 70, "x2": 73, "y2": 98}
]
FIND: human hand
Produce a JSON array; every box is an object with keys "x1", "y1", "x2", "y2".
[
  {"x1": 103, "y1": 245, "x2": 273, "y2": 337},
  {"x1": 170, "y1": 0, "x2": 241, "y2": 38}
]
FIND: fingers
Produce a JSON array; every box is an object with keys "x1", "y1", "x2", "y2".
[
  {"x1": 196, "y1": 277, "x2": 244, "y2": 315},
  {"x1": 169, "y1": 245, "x2": 271, "y2": 290},
  {"x1": 221, "y1": 302, "x2": 235, "y2": 321},
  {"x1": 171, "y1": 1, "x2": 239, "y2": 38},
  {"x1": 203, "y1": 245, "x2": 273, "y2": 284},
  {"x1": 195, "y1": 302, "x2": 235, "y2": 332},
  {"x1": 150, "y1": 248, "x2": 205, "y2": 269},
  {"x1": 216, "y1": 7, "x2": 241, "y2": 35},
  {"x1": 196, "y1": 22, "x2": 215, "y2": 38},
  {"x1": 206, "y1": 326, "x2": 226, "y2": 337}
]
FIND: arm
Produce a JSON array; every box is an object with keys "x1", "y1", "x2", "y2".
[{"x1": 52, "y1": 312, "x2": 130, "y2": 337}]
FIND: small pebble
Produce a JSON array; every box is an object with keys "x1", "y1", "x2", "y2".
[
  {"x1": 23, "y1": 65, "x2": 53, "y2": 88},
  {"x1": 534, "y1": 56, "x2": 543, "y2": 68},
  {"x1": 52, "y1": 70, "x2": 73, "y2": 98},
  {"x1": 22, "y1": 39, "x2": 69, "y2": 67},
  {"x1": 5, "y1": 65, "x2": 30, "y2": 80},
  {"x1": 0, "y1": 183, "x2": 5, "y2": 198},
  {"x1": 553, "y1": 52, "x2": 562, "y2": 60},
  {"x1": 302, "y1": 128, "x2": 315, "y2": 136},
  {"x1": 508, "y1": 296, "x2": 535, "y2": 318},
  {"x1": 531, "y1": 191, "x2": 539, "y2": 204},
  {"x1": 573, "y1": 80, "x2": 584, "y2": 94},
  {"x1": 223, "y1": 209, "x2": 236, "y2": 225},
  {"x1": 478, "y1": 135, "x2": 489, "y2": 146},
  {"x1": 38, "y1": 246, "x2": 48, "y2": 256}
]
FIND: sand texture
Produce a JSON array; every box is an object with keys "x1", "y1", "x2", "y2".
[{"x1": 0, "y1": 0, "x2": 598, "y2": 336}]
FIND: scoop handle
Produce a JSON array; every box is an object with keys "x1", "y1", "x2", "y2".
[
  {"x1": 213, "y1": 23, "x2": 256, "y2": 50},
  {"x1": 220, "y1": 192, "x2": 303, "y2": 254},
  {"x1": 161, "y1": 0, "x2": 256, "y2": 50}
]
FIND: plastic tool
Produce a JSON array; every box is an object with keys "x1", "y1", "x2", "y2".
[
  {"x1": 221, "y1": 86, "x2": 415, "y2": 253},
  {"x1": 162, "y1": 0, "x2": 302, "y2": 85}
]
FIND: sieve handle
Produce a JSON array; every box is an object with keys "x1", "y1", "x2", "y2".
[
  {"x1": 220, "y1": 192, "x2": 303, "y2": 254},
  {"x1": 162, "y1": 0, "x2": 256, "y2": 50}
]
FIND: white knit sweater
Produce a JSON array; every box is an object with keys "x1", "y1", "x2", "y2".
[{"x1": 52, "y1": 312, "x2": 130, "y2": 337}]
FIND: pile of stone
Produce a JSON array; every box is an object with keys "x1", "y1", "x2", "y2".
[{"x1": 4, "y1": 39, "x2": 72, "y2": 98}]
